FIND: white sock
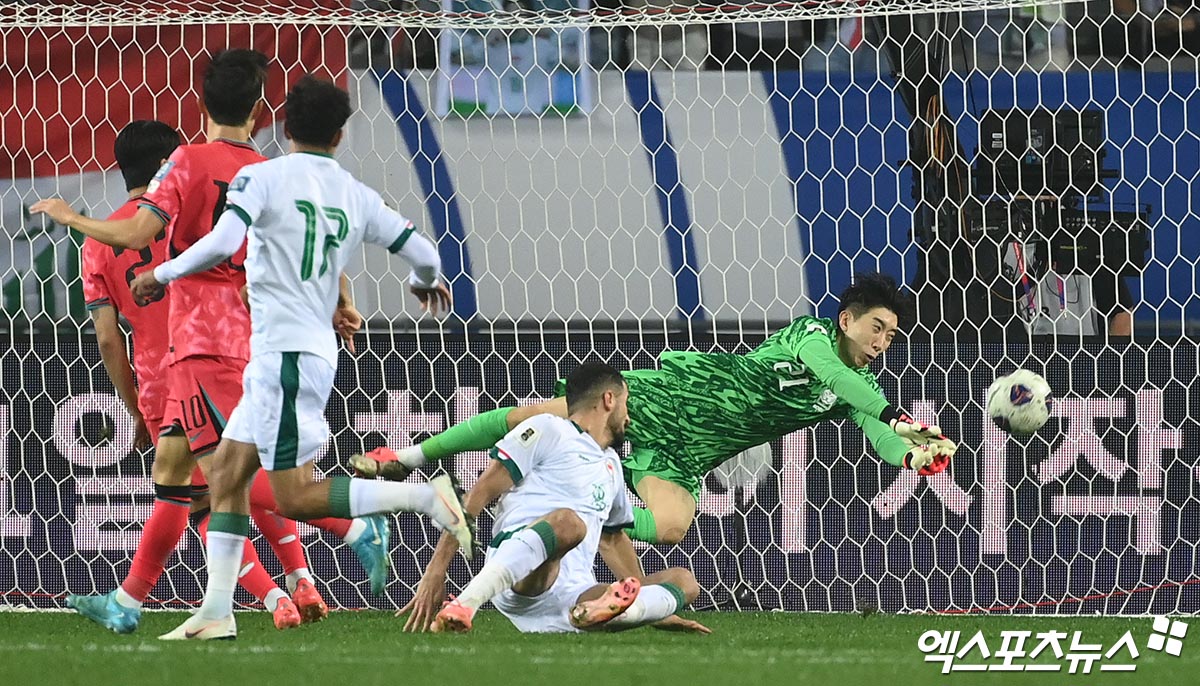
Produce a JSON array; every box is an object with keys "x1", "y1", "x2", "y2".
[
  {"x1": 348, "y1": 479, "x2": 434, "y2": 517},
  {"x1": 263, "y1": 588, "x2": 288, "y2": 612},
  {"x1": 457, "y1": 528, "x2": 550, "y2": 610},
  {"x1": 198, "y1": 531, "x2": 244, "y2": 620},
  {"x1": 342, "y1": 518, "x2": 368, "y2": 545},
  {"x1": 397, "y1": 445, "x2": 426, "y2": 469},
  {"x1": 285, "y1": 569, "x2": 314, "y2": 595},
  {"x1": 114, "y1": 587, "x2": 142, "y2": 610},
  {"x1": 604, "y1": 584, "x2": 684, "y2": 629}
]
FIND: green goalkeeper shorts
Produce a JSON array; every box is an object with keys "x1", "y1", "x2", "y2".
[{"x1": 623, "y1": 446, "x2": 703, "y2": 501}]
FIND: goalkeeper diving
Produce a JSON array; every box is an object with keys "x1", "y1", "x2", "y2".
[{"x1": 357, "y1": 272, "x2": 958, "y2": 545}]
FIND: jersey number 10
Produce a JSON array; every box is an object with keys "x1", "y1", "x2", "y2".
[{"x1": 295, "y1": 200, "x2": 350, "y2": 280}]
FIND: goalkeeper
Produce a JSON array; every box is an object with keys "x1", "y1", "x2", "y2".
[{"x1": 356, "y1": 272, "x2": 957, "y2": 545}]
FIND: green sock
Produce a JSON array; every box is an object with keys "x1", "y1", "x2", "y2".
[
  {"x1": 422, "y1": 407, "x2": 514, "y2": 461},
  {"x1": 328, "y1": 475, "x2": 352, "y2": 519},
  {"x1": 626, "y1": 507, "x2": 658, "y2": 543}
]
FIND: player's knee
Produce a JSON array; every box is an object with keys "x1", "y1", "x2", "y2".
[
  {"x1": 666, "y1": 568, "x2": 701, "y2": 603},
  {"x1": 656, "y1": 522, "x2": 689, "y2": 546},
  {"x1": 545, "y1": 508, "x2": 586, "y2": 550}
]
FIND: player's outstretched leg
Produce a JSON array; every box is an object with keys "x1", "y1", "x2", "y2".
[
  {"x1": 572, "y1": 568, "x2": 700, "y2": 632},
  {"x1": 350, "y1": 400, "x2": 566, "y2": 481},
  {"x1": 432, "y1": 509, "x2": 585, "y2": 633},
  {"x1": 568, "y1": 577, "x2": 641, "y2": 629},
  {"x1": 250, "y1": 469, "x2": 392, "y2": 596},
  {"x1": 290, "y1": 472, "x2": 474, "y2": 556}
]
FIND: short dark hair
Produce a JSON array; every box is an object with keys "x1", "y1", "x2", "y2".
[
  {"x1": 837, "y1": 272, "x2": 915, "y2": 327},
  {"x1": 202, "y1": 49, "x2": 268, "y2": 126},
  {"x1": 565, "y1": 361, "x2": 626, "y2": 414},
  {"x1": 284, "y1": 75, "x2": 352, "y2": 147},
  {"x1": 113, "y1": 120, "x2": 181, "y2": 191}
]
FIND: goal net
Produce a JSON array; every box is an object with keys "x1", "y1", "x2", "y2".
[{"x1": 2, "y1": 0, "x2": 1198, "y2": 614}]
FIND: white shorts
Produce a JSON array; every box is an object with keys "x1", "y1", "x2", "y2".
[
  {"x1": 489, "y1": 555, "x2": 598, "y2": 633},
  {"x1": 224, "y1": 351, "x2": 334, "y2": 471}
]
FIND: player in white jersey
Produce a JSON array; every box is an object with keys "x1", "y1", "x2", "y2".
[
  {"x1": 133, "y1": 76, "x2": 474, "y2": 641},
  {"x1": 401, "y1": 362, "x2": 709, "y2": 635}
]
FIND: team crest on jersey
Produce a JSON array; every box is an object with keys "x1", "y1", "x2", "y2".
[
  {"x1": 230, "y1": 175, "x2": 250, "y2": 192},
  {"x1": 146, "y1": 160, "x2": 174, "y2": 194},
  {"x1": 814, "y1": 389, "x2": 839, "y2": 413},
  {"x1": 589, "y1": 483, "x2": 607, "y2": 511}
]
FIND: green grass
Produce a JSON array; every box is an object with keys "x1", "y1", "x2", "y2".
[{"x1": 0, "y1": 611, "x2": 1193, "y2": 686}]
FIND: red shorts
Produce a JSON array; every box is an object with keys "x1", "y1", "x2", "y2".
[{"x1": 161, "y1": 355, "x2": 247, "y2": 457}]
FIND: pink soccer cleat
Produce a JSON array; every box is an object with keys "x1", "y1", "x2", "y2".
[
  {"x1": 569, "y1": 577, "x2": 641, "y2": 629},
  {"x1": 431, "y1": 599, "x2": 475, "y2": 633}
]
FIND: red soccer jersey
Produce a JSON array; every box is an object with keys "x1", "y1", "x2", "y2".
[
  {"x1": 139, "y1": 139, "x2": 264, "y2": 363},
  {"x1": 82, "y1": 196, "x2": 171, "y2": 422}
]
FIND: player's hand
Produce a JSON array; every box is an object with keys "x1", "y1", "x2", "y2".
[
  {"x1": 129, "y1": 270, "x2": 166, "y2": 307},
  {"x1": 397, "y1": 569, "x2": 448, "y2": 632},
  {"x1": 29, "y1": 198, "x2": 81, "y2": 227},
  {"x1": 652, "y1": 615, "x2": 712, "y2": 634},
  {"x1": 410, "y1": 282, "x2": 452, "y2": 317},
  {"x1": 889, "y1": 414, "x2": 943, "y2": 444},
  {"x1": 133, "y1": 414, "x2": 152, "y2": 451},
  {"x1": 902, "y1": 443, "x2": 953, "y2": 476},
  {"x1": 239, "y1": 284, "x2": 250, "y2": 310},
  {"x1": 333, "y1": 304, "x2": 363, "y2": 354}
]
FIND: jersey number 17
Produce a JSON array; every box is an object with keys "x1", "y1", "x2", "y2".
[{"x1": 295, "y1": 200, "x2": 349, "y2": 280}]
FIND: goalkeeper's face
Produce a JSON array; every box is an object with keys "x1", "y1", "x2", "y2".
[{"x1": 838, "y1": 306, "x2": 899, "y2": 367}]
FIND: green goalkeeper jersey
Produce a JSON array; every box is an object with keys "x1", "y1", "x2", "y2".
[{"x1": 622, "y1": 316, "x2": 911, "y2": 483}]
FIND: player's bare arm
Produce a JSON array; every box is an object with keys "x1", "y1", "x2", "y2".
[
  {"x1": 399, "y1": 460, "x2": 514, "y2": 632},
  {"x1": 30, "y1": 200, "x2": 165, "y2": 250},
  {"x1": 90, "y1": 306, "x2": 151, "y2": 450}
]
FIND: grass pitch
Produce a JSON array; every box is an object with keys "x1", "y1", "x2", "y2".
[{"x1": 0, "y1": 610, "x2": 1192, "y2": 686}]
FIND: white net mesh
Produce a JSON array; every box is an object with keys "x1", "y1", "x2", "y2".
[
  {"x1": 2, "y1": 2, "x2": 1198, "y2": 614},
  {"x1": 7, "y1": 0, "x2": 1085, "y2": 29}
]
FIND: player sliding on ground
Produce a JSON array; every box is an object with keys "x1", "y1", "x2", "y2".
[
  {"x1": 141, "y1": 75, "x2": 472, "y2": 640},
  {"x1": 33, "y1": 53, "x2": 388, "y2": 633},
  {"x1": 405, "y1": 362, "x2": 708, "y2": 635},
  {"x1": 355, "y1": 273, "x2": 958, "y2": 546}
]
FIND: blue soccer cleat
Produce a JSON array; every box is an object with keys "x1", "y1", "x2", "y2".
[
  {"x1": 66, "y1": 590, "x2": 141, "y2": 634},
  {"x1": 349, "y1": 514, "x2": 392, "y2": 595}
]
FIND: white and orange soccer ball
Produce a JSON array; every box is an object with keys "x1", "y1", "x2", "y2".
[{"x1": 986, "y1": 369, "x2": 1052, "y2": 435}]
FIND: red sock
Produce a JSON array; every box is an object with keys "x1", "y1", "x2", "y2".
[
  {"x1": 308, "y1": 517, "x2": 351, "y2": 538},
  {"x1": 121, "y1": 487, "x2": 190, "y2": 602},
  {"x1": 197, "y1": 512, "x2": 281, "y2": 606},
  {"x1": 245, "y1": 473, "x2": 308, "y2": 575},
  {"x1": 248, "y1": 469, "x2": 352, "y2": 542}
]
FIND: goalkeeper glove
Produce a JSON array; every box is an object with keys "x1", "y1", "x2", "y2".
[
  {"x1": 902, "y1": 444, "x2": 952, "y2": 476},
  {"x1": 888, "y1": 412, "x2": 940, "y2": 443}
]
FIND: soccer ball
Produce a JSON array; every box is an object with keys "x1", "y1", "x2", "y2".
[{"x1": 986, "y1": 369, "x2": 1052, "y2": 435}]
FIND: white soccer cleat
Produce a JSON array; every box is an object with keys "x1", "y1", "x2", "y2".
[
  {"x1": 158, "y1": 613, "x2": 237, "y2": 641},
  {"x1": 427, "y1": 474, "x2": 475, "y2": 559}
]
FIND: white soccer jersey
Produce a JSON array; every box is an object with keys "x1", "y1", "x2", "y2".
[
  {"x1": 489, "y1": 414, "x2": 635, "y2": 584},
  {"x1": 224, "y1": 152, "x2": 441, "y2": 366}
]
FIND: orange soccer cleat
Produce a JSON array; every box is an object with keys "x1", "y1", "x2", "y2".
[
  {"x1": 569, "y1": 577, "x2": 641, "y2": 629},
  {"x1": 292, "y1": 578, "x2": 329, "y2": 624},
  {"x1": 272, "y1": 597, "x2": 302, "y2": 630},
  {"x1": 431, "y1": 599, "x2": 475, "y2": 633}
]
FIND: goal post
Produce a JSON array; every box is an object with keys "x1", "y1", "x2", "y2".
[{"x1": 2, "y1": 0, "x2": 1199, "y2": 614}]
